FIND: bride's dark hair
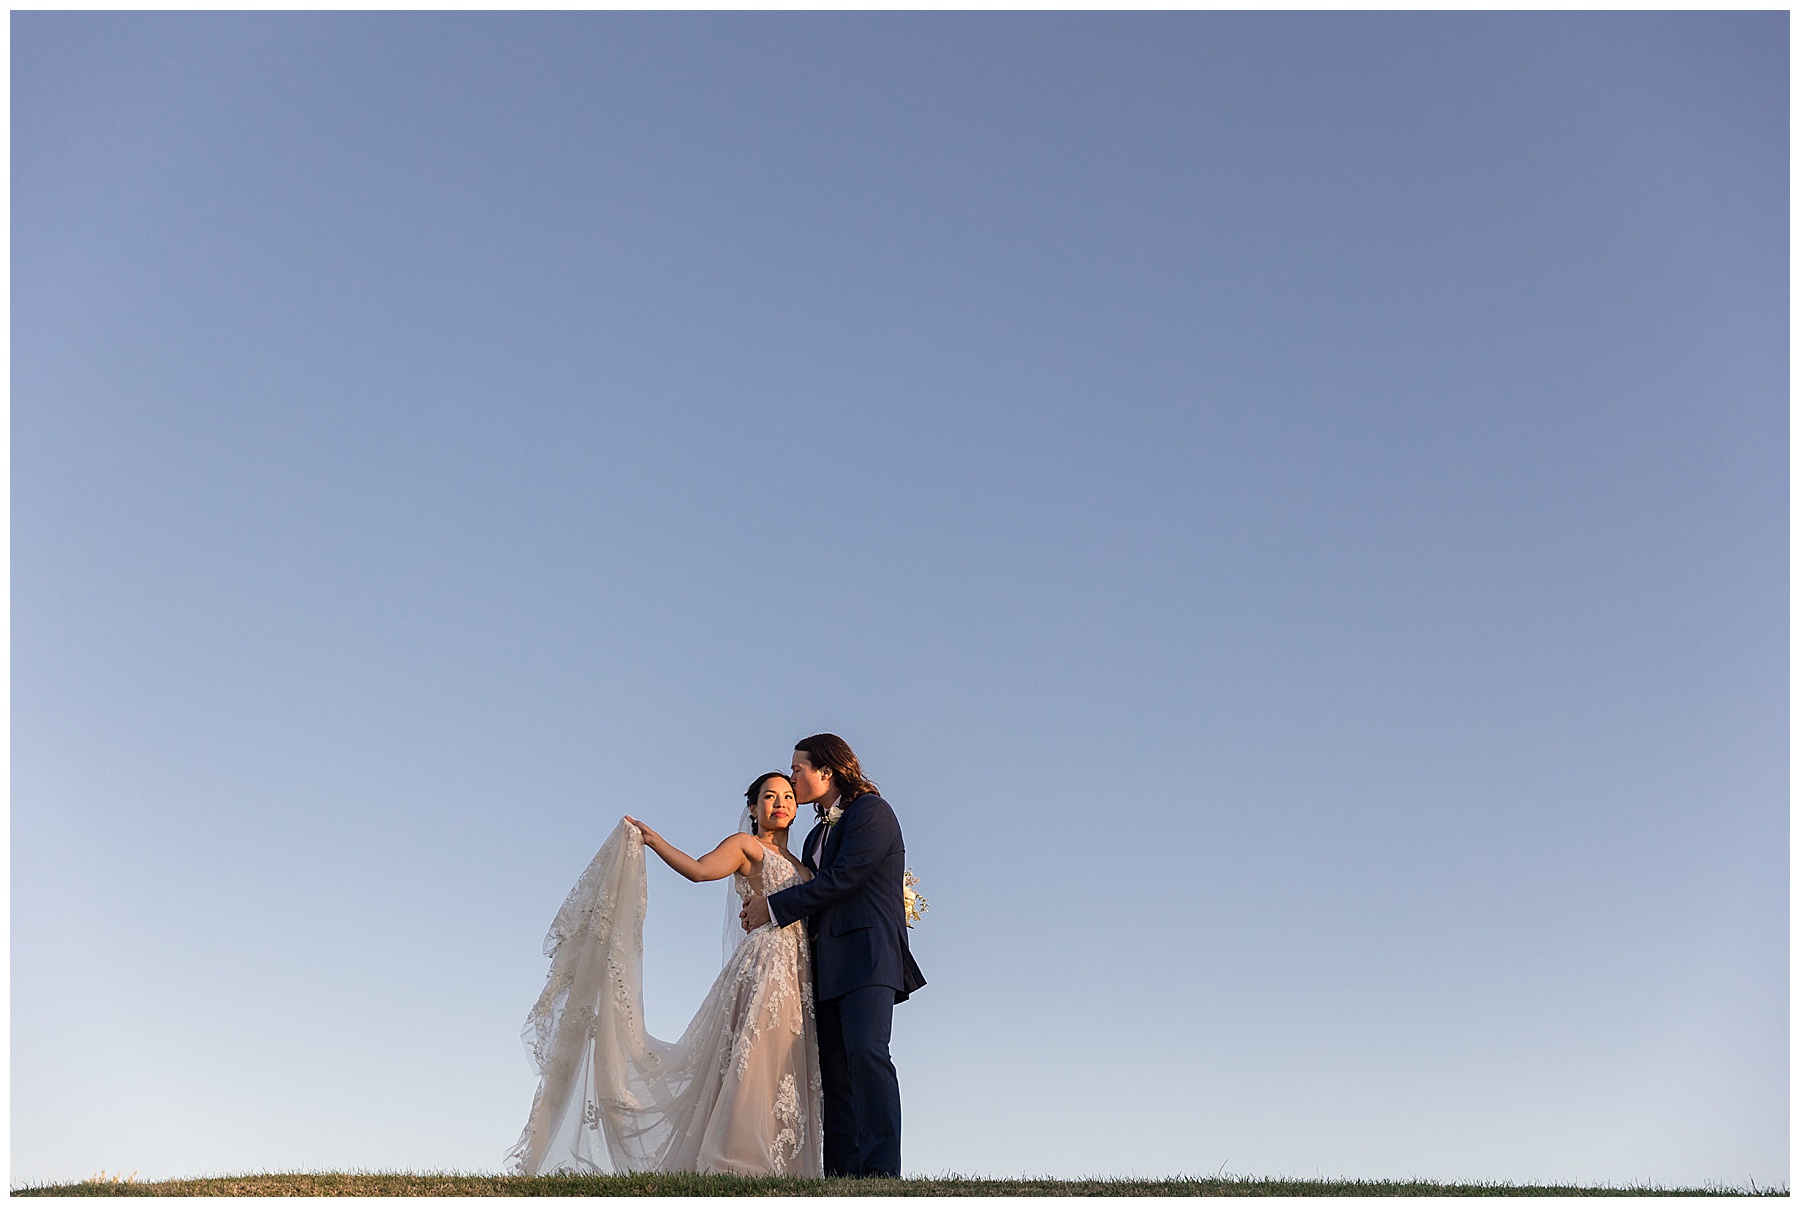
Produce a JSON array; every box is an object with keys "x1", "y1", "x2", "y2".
[
  {"x1": 743, "y1": 771, "x2": 793, "y2": 836},
  {"x1": 793, "y1": 733, "x2": 878, "y2": 814}
]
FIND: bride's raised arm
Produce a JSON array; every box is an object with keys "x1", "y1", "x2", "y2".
[{"x1": 624, "y1": 816, "x2": 757, "y2": 883}]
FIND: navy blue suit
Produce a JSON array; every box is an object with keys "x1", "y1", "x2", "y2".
[{"x1": 767, "y1": 793, "x2": 924, "y2": 1176}]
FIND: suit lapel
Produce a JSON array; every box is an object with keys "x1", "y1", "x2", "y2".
[
  {"x1": 816, "y1": 796, "x2": 858, "y2": 870},
  {"x1": 803, "y1": 823, "x2": 826, "y2": 873}
]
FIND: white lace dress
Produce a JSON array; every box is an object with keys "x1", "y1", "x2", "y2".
[{"x1": 507, "y1": 821, "x2": 825, "y2": 1177}]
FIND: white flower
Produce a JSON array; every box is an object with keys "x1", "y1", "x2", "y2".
[
  {"x1": 902, "y1": 869, "x2": 928, "y2": 927},
  {"x1": 824, "y1": 803, "x2": 844, "y2": 826}
]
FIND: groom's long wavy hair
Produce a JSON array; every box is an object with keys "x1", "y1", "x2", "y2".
[{"x1": 794, "y1": 733, "x2": 879, "y2": 818}]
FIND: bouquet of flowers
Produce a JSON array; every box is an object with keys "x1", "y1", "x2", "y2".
[{"x1": 902, "y1": 868, "x2": 928, "y2": 927}]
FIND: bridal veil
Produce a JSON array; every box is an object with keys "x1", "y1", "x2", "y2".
[{"x1": 506, "y1": 817, "x2": 823, "y2": 1176}]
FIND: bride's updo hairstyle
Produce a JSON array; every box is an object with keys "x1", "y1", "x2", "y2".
[
  {"x1": 793, "y1": 733, "x2": 879, "y2": 813},
  {"x1": 743, "y1": 771, "x2": 793, "y2": 836}
]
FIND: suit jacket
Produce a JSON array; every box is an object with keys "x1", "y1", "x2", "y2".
[{"x1": 766, "y1": 792, "x2": 926, "y2": 1004}]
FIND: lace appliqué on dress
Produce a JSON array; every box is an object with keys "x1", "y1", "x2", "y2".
[{"x1": 508, "y1": 825, "x2": 824, "y2": 1178}]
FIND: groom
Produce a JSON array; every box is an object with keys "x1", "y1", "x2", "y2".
[{"x1": 741, "y1": 733, "x2": 925, "y2": 1178}]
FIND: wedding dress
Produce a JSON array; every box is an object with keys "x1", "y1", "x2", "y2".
[{"x1": 506, "y1": 819, "x2": 824, "y2": 1176}]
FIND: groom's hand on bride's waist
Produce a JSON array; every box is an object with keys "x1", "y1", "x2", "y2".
[{"x1": 740, "y1": 894, "x2": 771, "y2": 931}]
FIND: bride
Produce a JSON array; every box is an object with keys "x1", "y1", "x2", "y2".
[{"x1": 506, "y1": 772, "x2": 824, "y2": 1177}]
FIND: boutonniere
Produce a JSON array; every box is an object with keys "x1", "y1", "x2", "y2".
[{"x1": 822, "y1": 803, "x2": 844, "y2": 828}]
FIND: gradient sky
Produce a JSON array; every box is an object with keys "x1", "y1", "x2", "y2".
[{"x1": 11, "y1": 12, "x2": 1787, "y2": 1190}]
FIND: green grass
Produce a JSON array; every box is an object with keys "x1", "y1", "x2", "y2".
[{"x1": 11, "y1": 1172, "x2": 1788, "y2": 1197}]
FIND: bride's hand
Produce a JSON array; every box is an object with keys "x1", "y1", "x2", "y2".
[{"x1": 624, "y1": 815, "x2": 661, "y2": 845}]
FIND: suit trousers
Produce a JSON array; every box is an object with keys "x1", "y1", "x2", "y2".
[{"x1": 815, "y1": 985, "x2": 901, "y2": 1177}]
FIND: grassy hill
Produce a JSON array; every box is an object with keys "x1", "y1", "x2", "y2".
[{"x1": 13, "y1": 1172, "x2": 1787, "y2": 1196}]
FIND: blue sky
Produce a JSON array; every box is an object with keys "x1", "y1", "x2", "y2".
[{"x1": 12, "y1": 12, "x2": 1786, "y2": 1188}]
